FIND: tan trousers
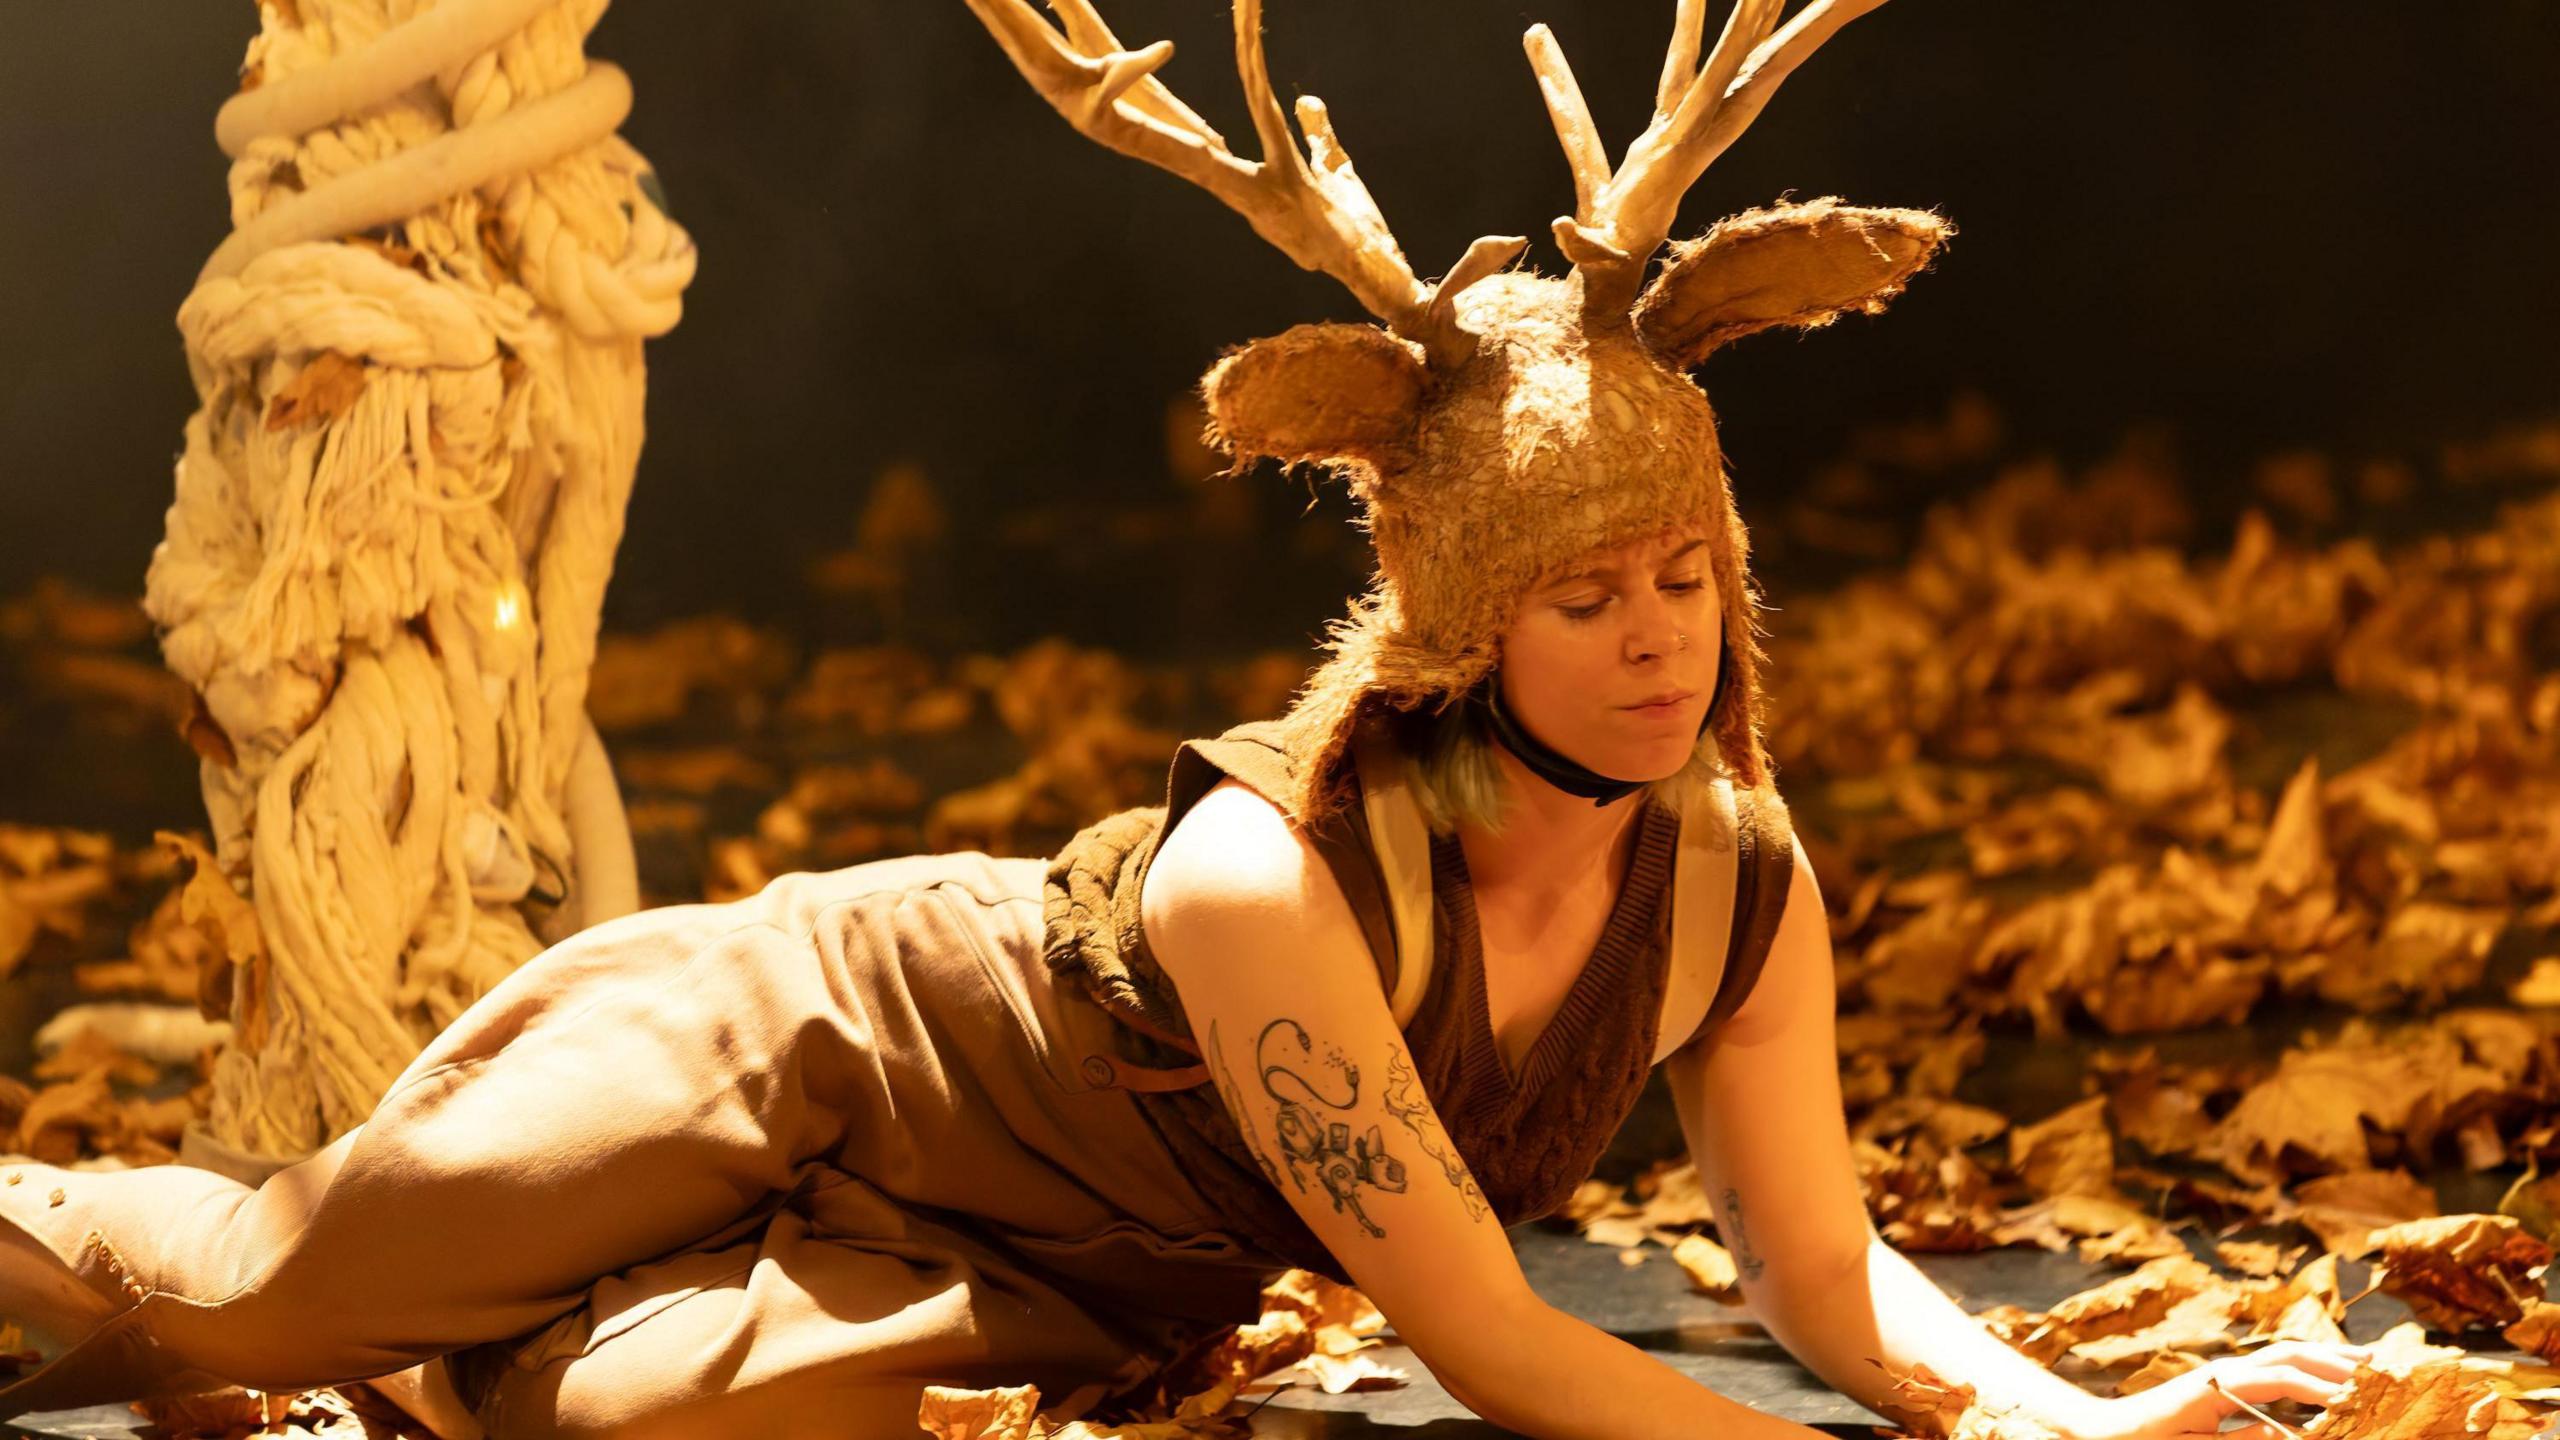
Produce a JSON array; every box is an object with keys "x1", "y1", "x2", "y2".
[{"x1": 0, "y1": 853, "x2": 1274, "y2": 1437}]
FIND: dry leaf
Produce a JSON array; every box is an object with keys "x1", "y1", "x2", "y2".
[
  {"x1": 262, "y1": 350, "x2": 367, "y2": 430},
  {"x1": 2502, "y1": 1298, "x2": 2560, "y2": 1364},
  {"x1": 1992, "y1": 1254, "x2": 2218, "y2": 1366},
  {"x1": 2364, "y1": 1214, "x2": 2553, "y2": 1332},
  {"x1": 17, "y1": 1067, "x2": 111, "y2": 1151},
  {"x1": 586, "y1": 616, "x2": 797, "y2": 732},
  {"x1": 1672, "y1": 1233, "x2": 1741, "y2": 1301},
  {"x1": 33, "y1": 1029, "x2": 158, "y2": 1088},
  {"x1": 2294, "y1": 1169, "x2": 2440, "y2": 1261},
  {"x1": 2206, "y1": 1044, "x2": 2434, "y2": 1183},
  {"x1": 2111, "y1": 1350, "x2": 2203, "y2": 1396},
  {"x1": 1273, "y1": 1349, "x2": 1406, "y2": 1396},
  {"x1": 2495, "y1": 1169, "x2": 2560, "y2": 1248},
  {"x1": 2240, "y1": 1252, "x2": 2350, "y2": 1345},
  {"x1": 616, "y1": 747, "x2": 781, "y2": 797},
  {"x1": 2008, "y1": 1096, "x2": 2117, "y2": 1200},
  {"x1": 0, "y1": 889, "x2": 36, "y2": 981},
  {"x1": 919, "y1": 1383, "x2": 1044, "y2": 1440},
  {"x1": 2212, "y1": 1240, "x2": 2298, "y2": 1278},
  {"x1": 2069, "y1": 1287, "x2": 2248, "y2": 1369},
  {"x1": 2300, "y1": 1360, "x2": 2545, "y2": 1440},
  {"x1": 2509, "y1": 958, "x2": 2560, "y2": 1008},
  {"x1": 157, "y1": 831, "x2": 263, "y2": 1037},
  {"x1": 1047, "y1": 1379, "x2": 1246, "y2": 1440},
  {"x1": 2095, "y1": 1049, "x2": 2213, "y2": 1158},
  {"x1": 1627, "y1": 1157, "x2": 1720, "y2": 1231},
  {"x1": 1872, "y1": 1361, "x2": 2071, "y2": 1440}
]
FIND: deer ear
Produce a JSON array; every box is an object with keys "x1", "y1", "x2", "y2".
[
  {"x1": 1200, "y1": 323, "x2": 1427, "y2": 469},
  {"x1": 1633, "y1": 198, "x2": 1952, "y2": 367}
]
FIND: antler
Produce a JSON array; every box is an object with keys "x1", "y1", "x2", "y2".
[
  {"x1": 1527, "y1": 0, "x2": 1894, "y2": 311},
  {"x1": 965, "y1": 0, "x2": 1524, "y2": 367}
]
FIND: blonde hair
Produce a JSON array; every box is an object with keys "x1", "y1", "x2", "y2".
[{"x1": 1392, "y1": 690, "x2": 1729, "y2": 839}]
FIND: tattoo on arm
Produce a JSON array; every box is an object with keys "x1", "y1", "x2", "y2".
[
  {"x1": 1206, "y1": 1018, "x2": 1288, "y2": 1194},
  {"x1": 1719, "y1": 1187, "x2": 1766, "y2": 1281},
  {"x1": 1205, "y1": 1016, "x2": 1411, "y2": 1238},
  {"x1": 1380, "y1": 1044, "x2": 1491, "y2": 1222}
]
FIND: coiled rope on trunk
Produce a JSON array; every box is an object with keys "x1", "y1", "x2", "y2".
[{"x1": 145, "y1": 0, "x2": 692, "y2": 1170}]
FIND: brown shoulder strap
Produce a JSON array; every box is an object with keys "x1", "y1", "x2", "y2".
[
  {"x1": 1352, "y1": 726, "x2": 1433, "y2": 1027},
  {"x1": 1653, "y1": 777, "x2": 1740, "y2": 1066},
  {"x1": 1163, "y1": 719, "x2": 1298, "y2": 831}
]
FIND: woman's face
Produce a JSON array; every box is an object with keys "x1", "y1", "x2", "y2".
[{"x1": 1498, "y1": 526, "x2": 1723, "y2": 783}]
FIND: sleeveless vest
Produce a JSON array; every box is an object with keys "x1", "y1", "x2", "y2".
[{"x1": 1040, "y1": 717, "x2": 1794, "y2": 1282}]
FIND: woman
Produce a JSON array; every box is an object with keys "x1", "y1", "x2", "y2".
[
  {"x1": 0, "y1": 3, "x2": 2368, "y2": 1438},
  {"x1": 1117, "y1": 528, "x2": 2375, "y2": 1440}
]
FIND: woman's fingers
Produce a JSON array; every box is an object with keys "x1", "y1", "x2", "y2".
[
  {"x1": 2245, "y1": 1339, "x2": 2371, "y2": 1381},
  {"x1": 2159, "y1": 1346, "x2": 2375, "y2": 1435},
  {"x1": 2208, "y1": 1364, "x2": 2350, "y2": 1411}
]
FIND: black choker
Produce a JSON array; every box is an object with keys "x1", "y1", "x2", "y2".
[
  {"x1": 1470, "y1": 662, "x2": 1724, "y2": 807},
  {"x1": 1474, "y1": 680, "x2": 1641, "y2": 804}
]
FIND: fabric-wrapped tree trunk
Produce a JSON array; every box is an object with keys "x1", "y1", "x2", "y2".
[{"x1": 145, "y1": 0, "x2": 695, "y2": 1170}]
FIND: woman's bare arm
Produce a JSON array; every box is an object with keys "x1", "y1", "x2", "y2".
[
  {"x1": 1145, "y1": 779, "x2": 1832, "y2": 1440},
  {"x1": 1665, "y1": 842, "x2": 2110, "y2": 1436}
]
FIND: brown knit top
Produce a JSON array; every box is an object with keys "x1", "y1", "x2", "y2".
[{"x1": 1040, "y1": 718, "x2": 1795, "y2": 1286}]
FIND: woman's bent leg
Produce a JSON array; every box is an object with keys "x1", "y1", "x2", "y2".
[
  {"x1": 456, "y1": 1168, "x2": 1153, "y2": 1440},
  {"x1": 0, "y1": 908, "x2": 866, "y2": 1415}
]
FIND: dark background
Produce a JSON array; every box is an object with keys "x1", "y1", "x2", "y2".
[{"x1": 4, "y1": 2, "x2": 2556, "y2": 657}]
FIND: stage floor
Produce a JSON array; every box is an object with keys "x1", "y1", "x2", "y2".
[{"x1": 0, "y1": 1053, "x2": 2516, "y2": 1439}]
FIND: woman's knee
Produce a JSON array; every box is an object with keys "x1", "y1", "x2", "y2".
[
  {"x1": 144, "y1": 1286, "x2": 424, "y2": 1396},
  {"x1": 459, "y1": 1260, "x2": 938, "y2": 1440},
  {"x1": 476, "y1": 1360, "x2": 937, "y2": 1440}
]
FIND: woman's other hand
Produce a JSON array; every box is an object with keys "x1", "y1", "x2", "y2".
[{"x1": 2065, "y1": 1341, "x2": 2374, "y2": 1440}]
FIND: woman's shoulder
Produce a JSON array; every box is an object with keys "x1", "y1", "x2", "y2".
[
  {"x1": 1147, "y1": 720, "x2": 1408, "y2": 989},
  {"x1": 1147, "y1": 774, "x2": 1328, "y2": 910},
  {"x1": 1138, "y1": 775, "x2": 1379, "y2": 1001}
]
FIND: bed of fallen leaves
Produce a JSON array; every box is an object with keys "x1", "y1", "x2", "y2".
[
  {"x1": 1872, "y1": 1328, "x2": 2560, "y2": 1440},
  {"x1": 913, "y1": 1269, "x2": 1410, "y2": 1439},
  {"x1": 0, "y1": 401, "x2": 2556, "y2": 1436}
]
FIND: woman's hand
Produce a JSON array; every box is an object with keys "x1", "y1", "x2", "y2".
[{"x1": 2064, "y1": 1341, "x2": 2374, "y2": 1440}]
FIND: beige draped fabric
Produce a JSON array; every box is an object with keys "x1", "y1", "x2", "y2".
[{"x1": 143, "y1": 0, "x2": 694, "y2": 1165}]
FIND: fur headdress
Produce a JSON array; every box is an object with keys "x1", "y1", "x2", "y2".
[{"x1": 970, "y1": 0, "x2": 1951, "y2": 827}]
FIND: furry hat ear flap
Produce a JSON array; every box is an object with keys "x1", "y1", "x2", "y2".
[
  {"x1": 1199, "y1": 322, "x2": 1428, "y2": 470},
  {"x1": 1632, "y1": 196, "x2": 1952, "y2": 368}
]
